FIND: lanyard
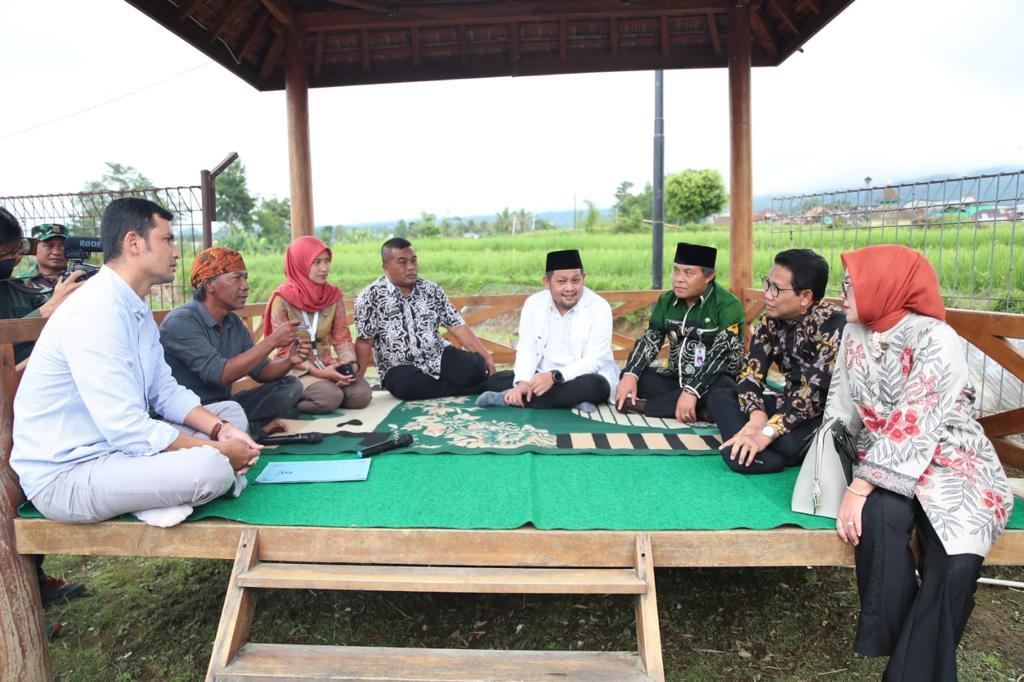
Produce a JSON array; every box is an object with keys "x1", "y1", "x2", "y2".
[{"x1": 300, "y1": 310, "x2": 326, "y2": 369}]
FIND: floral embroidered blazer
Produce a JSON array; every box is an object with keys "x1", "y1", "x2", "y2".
[{"x1": 823, "y1": 312, "x2": 1012, "y2": 556}]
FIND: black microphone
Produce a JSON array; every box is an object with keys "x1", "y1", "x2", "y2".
[
  {"x1": 357, "y1": 433, "x2": 414, "y2": 458},
  {"x1": 260, "y1": 432, "x2": 324, "y2": 445}
]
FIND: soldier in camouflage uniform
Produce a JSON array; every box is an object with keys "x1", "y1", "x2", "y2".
[
  {"x1": 615, "y1": 242, "x2": 745, "y2": 422},
  {"x1": 20, "y1": 223, "x2": 69, "y2": 295}
]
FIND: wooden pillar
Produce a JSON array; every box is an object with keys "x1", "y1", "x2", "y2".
[
  {"x1": 0, "y1": 370, "x2": 51, "y2": 681},
  {"x1": 285, "y1": 26, "x2": 315, "y2": 238},
  {"x1": 728, "y1": 2, "x2": 753, "y2": 299}
]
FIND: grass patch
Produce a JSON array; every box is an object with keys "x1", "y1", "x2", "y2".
[{"x1": 43, "y1": 554, "x2": 1024, "y2": 681}]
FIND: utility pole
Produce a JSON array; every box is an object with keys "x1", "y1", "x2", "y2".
[{"x1": 652, "y1": 70, "x2": 665, "y2": 289}]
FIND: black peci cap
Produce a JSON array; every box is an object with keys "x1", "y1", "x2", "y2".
[
  {"x1": 674, "y1": 242, "x2": 716, "y2": 269},
  {"x1": 545, "y1": 249, "x2": 584, "y2": 272}
]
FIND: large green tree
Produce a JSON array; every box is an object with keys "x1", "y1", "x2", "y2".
[
  {"x1": 82, "y1": 162, "x2": 154, "y2": 192},
  {"x1": 253, "y1": 196, "x2": 291, "y2": 249},
  {"x1": 215, "y1": 161, "x2": 256, "y2": 231},
  {"x1": 664, "y1": 169, "x2": 728, "y2": 224}
]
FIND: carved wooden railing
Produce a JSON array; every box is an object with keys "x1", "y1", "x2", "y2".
[{"x1": 742, "y1": 288, "x2": 1024, "y2": 470}]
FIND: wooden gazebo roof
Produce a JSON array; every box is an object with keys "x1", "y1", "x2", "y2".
[{"x1": 126, "y1": 0, "x2": 853, "y2": 90}]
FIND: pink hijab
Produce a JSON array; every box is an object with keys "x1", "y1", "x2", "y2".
[{"x1": 263, "y1": 236, "x2": 342, "y2": 334}]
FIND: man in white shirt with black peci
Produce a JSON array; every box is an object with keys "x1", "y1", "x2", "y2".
[{"x1": 476, "y1": 249, "x2": 618, "y2": 412}]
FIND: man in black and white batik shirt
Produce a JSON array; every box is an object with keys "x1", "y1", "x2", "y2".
[{"x1": 354, "y1": 237, "x2": 495, "y2": 400}]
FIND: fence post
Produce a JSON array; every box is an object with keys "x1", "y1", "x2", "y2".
[{"x1": 200, "y1": 153, "x2": 240, "y2": 249}]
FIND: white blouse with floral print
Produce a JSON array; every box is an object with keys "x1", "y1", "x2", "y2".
[{"x1": 822, "y1": 312, "x2": 1012, "y2": 556}]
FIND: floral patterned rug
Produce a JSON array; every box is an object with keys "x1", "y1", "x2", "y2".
[{"x1": 267, "y1": 395, "x2": 722, "y2": 456}]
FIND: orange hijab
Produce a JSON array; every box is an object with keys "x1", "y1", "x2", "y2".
[
  {"x1": 262, "y1": 236, "x2": 342, "y2": 335},
  {"x1": 840, "y1": 245, "x2": 945, "y2": 333}
]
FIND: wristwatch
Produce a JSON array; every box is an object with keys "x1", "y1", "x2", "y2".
[
  {"x1": 551, "y1": 370, "x2": 564, "y2": 384},
  {"x1": 760, "y1": 423, "x2": 778, "y2": 440}
]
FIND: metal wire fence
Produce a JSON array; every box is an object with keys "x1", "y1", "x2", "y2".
[
  {"x1": 768, "y1": 170, "x2": 1024, "y2": 416},
  {"x1": 0, "y1": 186, "x2": 205, "y2": 309}
]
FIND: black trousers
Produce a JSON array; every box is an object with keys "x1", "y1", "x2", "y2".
[
  {"x1": 383, "y1": 345, "x2": 489, "y2": 401},
  {"x1": 705, "y1": 375, "x2": 818, "y2": 474},
  {"x1": 855, "y1": 488, "x2": 983, "y2": 682},
  {"x1": 223, "y1": 375, "x2": 304, "y2": 436},
  {"x1": 635, "y1": 369, "x2": 733, "y2": 419},
  {"x1": 487, "y1": 370, "x2": 610, "y2": 409}
]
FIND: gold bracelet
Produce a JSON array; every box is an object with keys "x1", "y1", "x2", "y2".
[{"x1": 846, "y1": 485, "x2": 869, "y2": 498}]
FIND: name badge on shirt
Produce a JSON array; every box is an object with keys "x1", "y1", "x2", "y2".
[{"x1": 694, "y1": 344, "x2": 706, "y2": 367}]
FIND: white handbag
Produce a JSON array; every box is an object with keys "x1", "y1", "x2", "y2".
[{"x1": 791, "y1": 418, "x2": 855, "y2": 519}]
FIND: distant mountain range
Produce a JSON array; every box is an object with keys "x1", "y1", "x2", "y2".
[{"x1": 333, "y1": 165, "x2": 1022, "y2": 231}]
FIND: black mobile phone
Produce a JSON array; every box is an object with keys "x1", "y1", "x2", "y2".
[{"x1": 339, "y1": 363, "x2": 354, "y2": 376}]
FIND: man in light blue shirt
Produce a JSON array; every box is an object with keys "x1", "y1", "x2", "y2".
[{"x1": 11, "y1": 198, "x2": 262, "y2": 525}]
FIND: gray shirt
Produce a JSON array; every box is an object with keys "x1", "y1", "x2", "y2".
[{"x1": 159, "y1": 299, "x2": 268, "y2": 404}]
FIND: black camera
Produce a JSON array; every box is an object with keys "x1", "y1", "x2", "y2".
[
  {"x1": 64, "y1": 236, "x2": 102, "y2": 281},
  {"x1": 338, "y1": 363, "x2": 354, "y2": 376}
]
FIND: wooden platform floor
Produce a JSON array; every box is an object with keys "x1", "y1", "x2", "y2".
[{"x1": 14, "y1": 518, "x2": 1024, "y2": 567}]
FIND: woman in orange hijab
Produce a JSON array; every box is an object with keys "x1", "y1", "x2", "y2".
[
  {"x1": 264, "y1": 236, "x2": 372, "y2": 413},
  {"x1": 823, "y1": 245, "x2": 1011, "y2": 680}
]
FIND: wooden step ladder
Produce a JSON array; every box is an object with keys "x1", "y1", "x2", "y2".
[{"x1": 206, "y1": 528, "x2": 664, "y2": 681}]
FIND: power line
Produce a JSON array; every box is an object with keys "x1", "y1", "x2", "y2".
[{"x1": 0, "y1": 62, "x2": 212, "y2": 141}]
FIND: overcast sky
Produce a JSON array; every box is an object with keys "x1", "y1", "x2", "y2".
[{"x1": 1, "y1": 0, "x2": 1022, "y2": 225}]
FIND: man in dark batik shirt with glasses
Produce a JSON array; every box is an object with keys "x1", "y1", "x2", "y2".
[
  {"x1": 615, "y1": 242, "x2": 745, "y2": 423},
  {"x1": 708, "y1": 248, "x2": 846, "y2": 475}
]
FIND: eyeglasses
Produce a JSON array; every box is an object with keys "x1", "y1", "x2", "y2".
[
  {"x1": 841, "y1": 278, "x2": 853, "y2": 297},
  {"x1": 762, "y1": 277, "x2": 797, "y2": 298}
]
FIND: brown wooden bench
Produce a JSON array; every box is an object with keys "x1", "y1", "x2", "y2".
[{"x1": 2, "y1": 291, "x2": 1022, "y2": 681}]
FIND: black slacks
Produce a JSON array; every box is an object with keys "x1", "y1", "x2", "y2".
[
  {"x1": 487, "y1": 370, "x2": 610, "y2": 409},
  {"x1": 855, "y1": 488, "x2": 983, "y2": 682},
  {"x1": 230, "y1": 375, "x2": 305, "y2": 435},
  {"x1": 383, "y1": 345, "x2": 489, "y2": 401},
  {"x1": 634, "y1": 369, "x2": 733, "y2": 419},
  {"x1": 705, "y1": 375, "x2": 818, "y2": 474}
]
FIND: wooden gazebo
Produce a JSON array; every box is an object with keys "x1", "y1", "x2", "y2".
[
  {"x1": 12, "y1": 2, "x2": 1021, "y2": 680},
  {"x1": 126, "y1": 0, "x2": 854, "y2": 300}
]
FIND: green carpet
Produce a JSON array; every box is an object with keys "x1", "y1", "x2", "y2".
[{"x1": 268, "y1": 395, "x2": 721, "y2": 456}]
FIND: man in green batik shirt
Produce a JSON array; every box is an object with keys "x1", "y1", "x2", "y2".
[{"x1": 615, "y1": 242, "x2": 745, "y2": 423}]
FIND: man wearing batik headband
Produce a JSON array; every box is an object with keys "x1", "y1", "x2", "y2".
[
  {"x1": 159, "y1": 246, "x2": 307, "y2": 437},
  {"x1": 615, "y1": 242, "x2": 745, "y2": 423},
  {"x1": 475, "y1": 249, "x2": 618, "y2": 411}
]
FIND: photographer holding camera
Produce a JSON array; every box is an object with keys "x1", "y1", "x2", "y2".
[
  {"x1": 264, "y1": 236, "x2": 372, "y2": 413},
  {"x1": 0, "y1": 211, "x2": 86, "y2": 366},
  {"x1": 160, "y1": 246, "x2": 308, "y2": 437}
]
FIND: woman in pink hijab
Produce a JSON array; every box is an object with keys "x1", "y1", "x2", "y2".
[
  {"x1": 264, "y1": 236, "x2": 372, "y2": 412},
  {"x1": 825, "y1": 245, "x2": 1011, "y2": 681}
]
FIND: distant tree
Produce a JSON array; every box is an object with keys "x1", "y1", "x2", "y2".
[
  {"x1": 534, "y1": 218, "x2": 557, "y2": 231},
  {"x1": 495, "y1": 208, "x2": 514, "y2": 235},
  {"x1": 83, "y1": 162, "x2": 154, "y2": 193},
  {"x1": 612, "y1": 180, "x2": 653, "y2": 232},
  {"x1": 664, "y1": 169, "x2": 728, "y2": 224},
  {"x1": 216, "y1": 162, "x2": 256, "y2": 232},
  {"x1": 580, "y1": 200, "x2": 602, "y2": 232},
  {"x1": 317, "y1": 225, "x2": 337, "y2": 244},
  {"x1": 253, "y1": 196, "x2": 291, "y2": 249}
]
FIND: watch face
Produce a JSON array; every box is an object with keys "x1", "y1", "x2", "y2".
[
  {"x1": 552, "y1": 370, "x2": 564, "y2": 384},
  {"x1": 761, "y1": 425, "x2": 776, "y2": 438}
]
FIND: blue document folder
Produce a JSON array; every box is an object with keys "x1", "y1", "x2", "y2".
[{"x1": 254, "y1": 459, "x2": 371, "y2": 484}]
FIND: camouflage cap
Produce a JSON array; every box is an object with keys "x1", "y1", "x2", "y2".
[{"x1": 30, "y1": 224, "x2": 68, "y2": 241}]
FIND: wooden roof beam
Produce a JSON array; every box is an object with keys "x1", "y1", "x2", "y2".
[
  {"x1": 327, "y1": 0, "x2": 395, "y2": 13},
  {"x1": 767, "y1": 0, "x2": 800, "y2": 34},
  {"x1": 411, "y1": 26, "x2": 420, "y2": 69},
  {"x1": 706, "y1": 12, "x2": 722, "y2": 54},
  {"x1": 660, "y1": 14, "x2": 670, "y2": 57},
  {"x1": 510, "y1": 22, "x2": 520, "y2": 64},
  {"x1": 361, "y1": 28, "x2": 370, "y2": 72},
  {"x1": 298, "y1": 1, "x2": 732, "y2": 31},
  {"x1": 259, "y1": 0, "x2": 294, "y2": 27},
  {"x1": 239, "y1": 12, "x2": 271, "y2": 60},
  {"x1": 610, "y1": 17, "x2": 619, "y2": 57},
  {"x1": 176, "y1": 0, "x2": 204, "y2": 22},
  {"x1": 209, "y1": 0, "x2": 248, "y2": 43},
  {"x1": 259, "y1": 27, "x2": 286, "y2": 80},
  {"x1": 750, "y1": 7, "x2": 778, "y2": 58},
  {"x1": 314, "y1": 31, "x2": 325, "y2": 76},
  {"x1": 797, "y1": 0, "x2": 821, "y2": 15}
]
